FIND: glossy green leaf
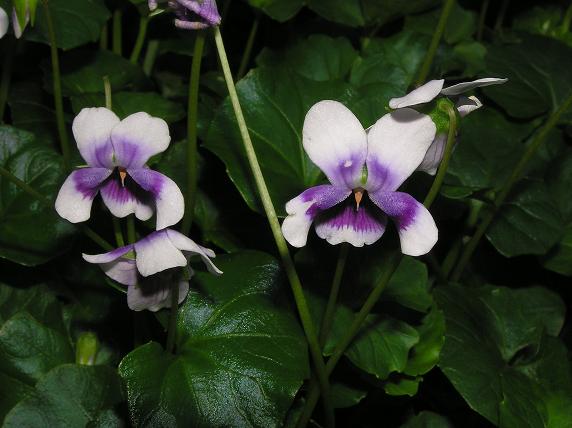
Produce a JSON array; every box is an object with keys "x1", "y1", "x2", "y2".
[
  {"x1": 401, "y1": 411, "x2": 453, "y2": 428},
  {"x1": 71, "y1": 91, "x2": 185, "y2": 123},
  {"x1": 119, "y1": 251, "x2": 309, "y2": 427},
  {"x1": 331, "y1": 382, "x2": 367, "y2": 409},
  {"x1": 404, "y1": 3, "x2": 477, "y2": 44},
  {"x1": 436, "y1": 284, "x2": 571, "y2": 427},
  {"x1": 404, "y1": 308, "x2": 445, "y2": 377},
  {"x1": 0, "y1": 126, "x2": 76, "y2": 266},
  {"x1": 3, "y1": 364, "x2": 123, "y2": 427},
  {"x1": 247, "y1": 0, "x2": 303, "y2": 22},
  {"x1": 26, "y1": 0, "x2": 110, "y2": 50}
]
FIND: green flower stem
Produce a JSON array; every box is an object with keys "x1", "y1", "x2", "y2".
[
  {"x1": 112, "y1": 10, "x2": 123, "y2": 56},
  {"x1": 0, "y1": 38, "x2": 16, "y2": 123},
  {"x1": 100, "y1": 23, "x2": 108, "y2": 50},
  {"x1": 213, "y1": 26, "x2": 335, "y2": 428},
  {"x1": 318, "y1": 244, "x2": 349, "y2": 347},
  {"x1": 181, "y1": 32, "x2": 206, "y2": 235},
  {"x1": 43, "y1": 0, "x2": 71, "y2": 170},
  {"x1": 415, "y1": 0, "x2": 455, "y2": 86},
  {"x1": 477, "y1": 0, "x2": 490, "y2": 41},
  {"x1": 166, "y1": 282, "x2": 180, "y2": 353},
  {"x1": 130, "y1": 16, "x2": 149, "y2": 64},
  {"x1": 296, "y1": 105, "x2": 459, "y2": 428},
  {"x1": 127, "y1": 216, "x2": 136, "y2": 244},
  {"x1": 143, "y1": 40, "x2": 160, "y2": 76},
  {"x1": 236, "y1": 15, "x2": 259, "y2": 80},
  {"x1": 112, "y1": 218, "x2": 125, "y2": 247},
  {"x1": 560, "y1": 2, "x2": 572, "y2": 35},
  {"x1": 450, "y1": 92, "x2": 572, "y2": 282},
  {"x1": 0, "y1": 165, "x2": 112, "y2": 250}
]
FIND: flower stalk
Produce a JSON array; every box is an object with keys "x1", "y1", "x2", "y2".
[
  {"x1": 212, "y1": 25, "x2": 335, "y2": 427},
  {"x1": 130, "y1": 16, "x2": 149, "y2": 64},
  {"x1": 112, "y1": 10, "x2": 122, "y2": 55},
  {"x1": 236, "y1": 14, "x2": 259, "y2": 80},
  {"x1": 450, "y1": 92, "x2": 572, "y2": 281}
]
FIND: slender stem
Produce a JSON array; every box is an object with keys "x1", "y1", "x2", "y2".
[
  {"x1": 130, "y1": 16, "x2": 149, "y2": 64},
  {"x1": 43, "y1": 0, "x2": 71, "y2": 170},
  {"x1": 112, "y1": 10, "x2": 123, "y2": 56},
  {"x1": 494, "y1": 0, "x2": 509, "y2": 32},
  {"x1": 415, "y1": 0, "x2": 455, "y2": 86},
  {"x1": 296, "y1": 105, "x2": 459, "y2": 428},
  {"x1": 112, "y1": 218, "x2": 125, "y2": 247},
  {"x1": 99, "y1": 23, "x2": 108, "y2": 50},
  {"x1": 213, "y1": 26, "x2": 335, "y2": 428},
  {"x1": 236, "y1": 15, "x2": 259, "y2": 80},
  {"x1": 0, "y1": 38, "x2": 15, "y2": 123},
  {"x1": 477, "y1": 0, "x2": 490, "y2": 41},
  {"x1": 166, "y1": 282, "x2": 179, "y2": 353},
  {"x1": 103, "y1": 76, "x2": 112, "y2": 109},
  {"x1": 560, "y1": 2, "x2": 572, "y2": 36},
  {"x1": 127, "y1": 216, "x2": 136, "y2": 244},
  {"x1": 0, "y1": 165, "x2": 112, "y2": 250},
  {"x1": 143, "y1": 40, "x2": 160, "y2": 76},
  {"x1": 441, "y1": 238, "x2": 462, "y2": 278},
  {"x1": 450, "y1": 92, "x2": 572, "y2": 281},
  {"x1": 181, "y1": 32, "x2": 206, "y2": 235},
  {"x1": 318, "y1": 244, "x2": 349, "y2": 347}
]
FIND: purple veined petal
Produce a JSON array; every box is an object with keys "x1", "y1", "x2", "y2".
[
  {"x1": 369, "y1": 191, "x2": 437, "y2": 256},
  {"x1": 55, "y1": 167, "x2": 112, "y2": 223},
  {"x1": 365, "y1": 108, "x2": 436, "y2": 192},
  {"x1": 82, "y1": 245, "x2": 137, "y2": 286},
  {"x1": 302, "y1": 100, "x2": 367, "y2": 189},
  {"x1": 440, "y1": 77, "x2": 508, "y2": 96},
  {"x1": 174, "y1": 19, "x2": 210, "y2": 30},
  {"x1": 99, "y1": 177, "x2": 154, "y2": 221},
  {"x1": 165, "y1": 229, "x2": 223, "y2": 274},
  {"x1": 134, "y1": 229, "x2": 188, "y2": 277},
  {"x1": 281, "y1": 185, "x2": 351, "y2": 248},
  {"x1": 128, "y1": 169, "x2": 184, "y2": 230},
  {"x1": 417, "y1": 133, "x2": 448, "y2": 176},
  {"x1": 127, "y1": 275, "x2": 189, "y2": 312},
  {"x1": 0, "y1": 7, "x2": 8, "y2": 38},
  {"x1": 389, "y1": 80, "x2": 444, "y2": 109},
  {"x1": 110, "y1": 112, "x2": 170, "y2": 169},
  {"x1": 72, "y1": 108, "x2": 120, "y2": 168},
  {"x1": 456, "y1": 95, "x2": 483, "y2": 117},
  {"x1": 314, "y1": 202, "x2": 387, "y2": 247},
  {"x1": 176, "y1": 0, "x2": 221, "y2": 25}
]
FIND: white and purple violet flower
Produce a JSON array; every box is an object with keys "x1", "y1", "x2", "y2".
[
  {"x1": 390, "y1": 77, "x2": 508, "y2": 174},
  {"x1": 148, "y1": 0, "x2": 221, "y2": 30},
  {"x1": 55, "y1": 108, "x2": 184, "y2": 230},
  {"x1": 83, "y1": 229, "x2": 222, "y2": 311},
  {"x1": 281, "y1": 101, "x2": 438, "y2": 255}
]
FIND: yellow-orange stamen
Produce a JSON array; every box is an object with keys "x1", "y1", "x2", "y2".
[
  {"x1": 353, "y1": 188, "x2": 364, "y2": 210},
  {"x1": 119, "y1": 168, "x2": 128, "y2": 187}
]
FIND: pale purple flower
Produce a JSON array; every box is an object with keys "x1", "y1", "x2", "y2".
[
  {"x1": 0, "y1": 6, "x2": 28, "y2": 39},
  {"x1": 149, "y1": 0, "x2": 221, "y2": 29},
  {"x1": 281, "y1": 101, "x2": 439, "y2": 255},
  {"x1": 0, "y1": 8, "x2": 7, "y2": 39},
  {"x1": 389, "y1": 78, "x2": 508, "y2": 174},
  {"x1": 55, "y1": 108, "x2": 184, "y2": 230},
  {"x1": 83, "y1": 228, "x2": 222, "y2": 311}
]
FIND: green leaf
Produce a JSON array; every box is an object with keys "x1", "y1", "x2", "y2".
[
  {"x1": 436, "y1": 284, "x2": 572, "y2": 427},
  {"x1": 542, "y1": 224, "x2": 572, "y2": 275},
  {"x1": 401, "y1": 411, "x2": 453, "y2": 428},
  {"x1": 330, "y1": 382, "x2": 367, "y2": 409},
  {"x1": 247, "y1": 0, "x2": 303, "y2": 22},
  {"x1": 0, "y1": 126, "x2": 76, "y2": 266},
  {"x1": 71, "y1": 91, "x2": 185, "y2": 123},
  {"x1": 404, "y1": 308, "x2": 445, "y2": 377},
  {"x1": 119, "y1": 251, "x2": 309, "y2": 427},
  {"x1": 483, "y1": 33, "x2": 572, "y2": 120},
  {"x1": 486, "y1": 179, "x2": 564, "y2": 257},
  {"x1": 205, "y1": 66, "x2": 349, "y2": 215},
  {"x1": 45, "y1": 50, "x2": 148, "y2": 97},
  {"x1": 0, "y1": 312, "x2": 73, "y2": 385},
  {"x1": 26, "y1": 0, "x2": 110, "y2": 50},
  {"x1": 257, "y1": 35, "x2": 358, "y2": 81},
  {"x1": 384, "y1": 377, "x2": 421, "y2": 397},
  {"x1": 3, "y1": 364, "x2": 123, "y2": 427}
]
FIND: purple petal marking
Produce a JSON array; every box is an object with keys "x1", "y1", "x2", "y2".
[
  {"x1": 101, "y1": 177, "x2": 137, "y2": 205},
  {"x1": 175, "y1": 0, "x2": 221, "y2": 26},
  {"x1": 300, "y1": 185, "x2": 352, "y2": 219},
  {"x1": 112, "y1": 140, "x2": 146, "y2": 169},
  {"x1": 72, "y1": 167, "x2": 111, "y2": 198},
  {"x1": 369, "y1": 191, "x2": 417, "y2": 229}
]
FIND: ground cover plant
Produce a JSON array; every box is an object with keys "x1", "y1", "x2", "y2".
[{"x1": 0, "y1": 0, "x2": 571, "y2": 427}]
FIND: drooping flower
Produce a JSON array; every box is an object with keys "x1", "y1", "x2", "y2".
[
  {"x1": 389, "y1": 78, "x2": 508, "y2": 174},
  {"x1": 0, "y1": 8, "x2": 8, "y2": 39},
  {"x1": 281, "y1": 100, "x2": 439, "y2": 255},
  {"x1": 83, "y1": 228, "x2": 222, "y2": 311},
  {"x1": 55, "y1": 108, "x2": 184, "y2": 230},
  {"x1": 148, "y1": 0, "x2": 221, "y2": 29}
]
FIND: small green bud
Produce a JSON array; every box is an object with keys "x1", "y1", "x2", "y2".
[{"x1": 76, "y1": 332, "x2": 99, "y2": 366}]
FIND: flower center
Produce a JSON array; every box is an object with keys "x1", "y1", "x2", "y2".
[
  {"x1": 118, "y1": 167, "x2": 128, "y2": 187},
  {"x1": 353, "y1": 187, "x2": 365, "y2": 210}
]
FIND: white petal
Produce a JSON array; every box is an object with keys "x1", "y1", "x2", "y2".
[
  {"x1": 365, "y1": 108, "x2": 436, "y2": 192},
  {"x1": 134, "y1": 230, "x2": 187, "y2": 277},
  {"x1": 440, "y1": 77, "x2": 508, "y2": 96},
  {"x1": 281, "y1": 185, "x2": 351, "y2": 248},
  {"x1": 417, "y1": 133, "x2": 448, "y2": 176},
  {"x1": 72, "y1": 108, "x2": 120, "y2": 168},
  {"x1": 302, "y1": 100, "x2": 367, "y2": 188},
  {"x1": 55, "y1": 168, "x2": 112, "y2": 223},
  {"x1": 456, "y1": 95, "x2": 482, "y2": 117},
  {"x1": 82, "y1": 245, "x2": 134, "y2": 264},
  {"x1": 165, "y1": 229, "x2": 222, "y2": 275},
  {"x1": 0, "y1": 8, "x2": 8, "y2": 39},
  {"x1": 99, "y1": 179, "x2": 138, "y2": 219},
  {"x1": 370, "y1": 191, "x2": 438, "y2": 256},
  {"x1": 82, "y1": 246, "x2": 137, "y2": 286},
  {"x1": 127, "y1": 277, "x2": 189, "y2": 312},
  {"x1": 389, "y1": 80, "x2": 444, "y2": 109},
  {"x1": 110, "y1": 112, "x2": 171, "y2": 169}
]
